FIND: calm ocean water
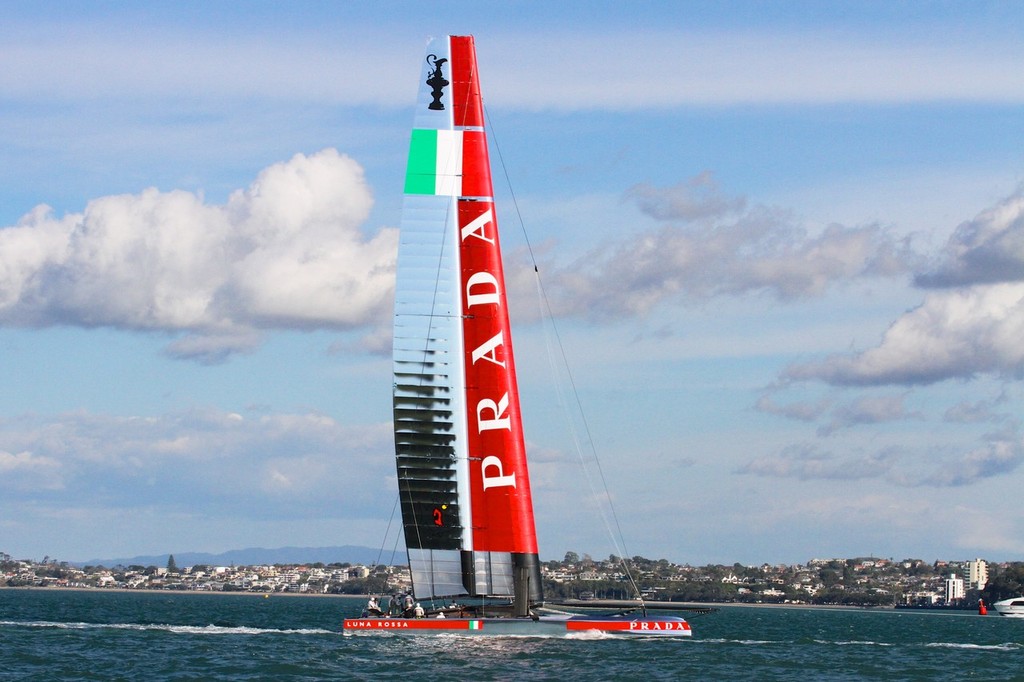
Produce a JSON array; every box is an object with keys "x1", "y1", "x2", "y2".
[{"x1": 1, "y1": 589, "x2": 1020, "y2": 681}]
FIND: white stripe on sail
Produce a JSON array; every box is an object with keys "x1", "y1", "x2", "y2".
[{"x1": 435, "y1": 129, "x2": 463, "y2": 196}]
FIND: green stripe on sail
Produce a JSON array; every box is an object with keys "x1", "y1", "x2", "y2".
[{"x1": 405, "y1": 129, "x2": 438, "y2": 195}]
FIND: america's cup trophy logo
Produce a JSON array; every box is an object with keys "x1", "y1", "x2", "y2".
[{"x1": 425, "y1": 53, "x2": 448, "y2": 110}]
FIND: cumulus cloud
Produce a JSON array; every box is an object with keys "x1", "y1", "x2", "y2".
[
  {"x1": 536, "y1": 177, "x2": 912, "y2": 319},
  {"x1": 0, "y1": 164, "x2": 919, "y2": 363},
  {"x1": 787, "y1": 283, "x2": 1024, "y2": 385},
  {"x1": 915, "y1": 190, "x2": 1024, "y2": 287},
  {"x1": 785, "y1": 190, "x2": 1024, "y2": 387},
  {"x1": 0, "y1": 149, "x2": 396, "y2": 361}
]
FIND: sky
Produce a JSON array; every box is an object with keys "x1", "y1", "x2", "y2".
[{"x1": 3, "y1": 0, "x2": 1024, "y2": 567}]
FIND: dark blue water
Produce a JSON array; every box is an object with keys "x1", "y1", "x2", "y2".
[{"x1": 1, "y1": 589, "x2": 1020, "y2": 680}]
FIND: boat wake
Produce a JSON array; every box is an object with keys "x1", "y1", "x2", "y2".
[
  {"x1": 821, "y1": 639, "x2": 895, "y2": 647},
  {"x1": 0, "y1": 619, "x2": 333, "y2": 636},
  {"x1": 701, "y1": 637, "x2": 1021, "y2": 652},
  {"x1": 565, "y1": 629, "x2": 615, "y2": 640},
  {"x1": 924, "y1": 642, "x2": 1022, "y2": 652}
]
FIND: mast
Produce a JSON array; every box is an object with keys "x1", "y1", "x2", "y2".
[{"x1": 394, "y1": 35, "x2": 542, "y2": 612}]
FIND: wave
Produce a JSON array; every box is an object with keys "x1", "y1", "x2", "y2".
[
  {"x1": 924, "y1": 642, "x2": 1022, "y2": 651},
  {"x1": 0, "y1": 619, "x2": 333, "y2": 636},
  {"x1": 697, "y1": 638, "x2": 893, "y2": 647},
  {"x1": 565, "y1": 630, "x2": 615, "y2": 640},
  {"x1": 699, "y1": 637, "x2": 1018, "y2": 652}
]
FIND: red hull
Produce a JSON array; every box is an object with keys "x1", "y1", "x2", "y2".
[{"x1": 342, "y1": 615, "x2": 692, "y2": 637}]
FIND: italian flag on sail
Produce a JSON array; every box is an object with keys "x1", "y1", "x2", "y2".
[{"x1": 405, "y1": 129, "x2": 463, "y2": 196}]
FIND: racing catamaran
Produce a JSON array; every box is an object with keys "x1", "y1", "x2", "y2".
[{"x1": 342, "y1": 35, "x2": 693, "y2": 637}]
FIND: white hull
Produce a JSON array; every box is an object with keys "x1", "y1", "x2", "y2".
[{"x1": 993, "y1": 598, "x2": 1024, "y2": 617}]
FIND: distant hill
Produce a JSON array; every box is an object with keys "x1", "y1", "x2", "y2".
[{"x1": 74, "y1": 545, "x2": 396, "y2": 568}]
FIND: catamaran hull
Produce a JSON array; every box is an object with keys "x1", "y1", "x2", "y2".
[{"x1": 343, "y1": 615, "x2": 692, "y2": 637}]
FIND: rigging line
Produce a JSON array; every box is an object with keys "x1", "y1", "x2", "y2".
[
  {"x1": 389, "y1": 515, "x2": 404, "y2": 569},
  {"x1": 487, "y1": 103, "x2": 646, "y2": 610},
  {"x1": 373, "y1": 492, "x2": 402, "y2": 571},
  {"x1": 399, "y1": 461, "x2": 426, "y2": 573},
  {"x1": 483, "y1": 103, "x2": 538, "y2": 267},
  {"x1": 531, "y1": 269, "x2": 645, "y2": 611}
]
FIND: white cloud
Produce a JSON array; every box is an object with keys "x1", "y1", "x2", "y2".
[
  {"x1": 0, "y1": 408, "x2": 392, "y2": 517},
  {"x1": 534, "y1": 178, "x2": 913, "y2": 319},
  {"x1": 0, "y1": 449, "x2": 63, "y2": 491},
  {"x1": 0, "y1": 149, "x2": 397, "y2": 361},
  {"x1": 2, "y1": 164, "x2": 916, "y2": 362},
  {"x1": 916, "y1": 189, "x2": 1024, "y2": 287},
  {"x1": 787, "y1": 283, "x2": 1024, "y2": 386},
  {"x1": 0, "y1": 206, "x2": 76, "y2": 310},
  {"x1": 786, "y1": 190, "x2": 1024, "y2": 387}
]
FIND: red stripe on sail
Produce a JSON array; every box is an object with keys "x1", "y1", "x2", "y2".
[
  {"x1": 450, "y1": 36, "x2": 484, "y2": 129},
  {"x1": 460, "y1": 131, "x2": 491, "y2": 198},
  {"x1": 458, "y1": 200, "x2": 538, "y2": 554}
]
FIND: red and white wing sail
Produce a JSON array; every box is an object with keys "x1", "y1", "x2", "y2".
[{"x1": 394, "y1": 35, "x2": 541, "y2": 602}]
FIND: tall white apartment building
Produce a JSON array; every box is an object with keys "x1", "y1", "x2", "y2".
[
  {"x1": 967, "y1": 558, "x2": 988, "y2": 590},
  {"x1": 945, "y1": 573, "x2": 965, "y2": 603}
]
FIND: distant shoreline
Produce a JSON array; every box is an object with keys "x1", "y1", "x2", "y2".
[
  {"x1": 0, "y1": 586, "x2": 899, "y2": 610},
  {"x1": 0, "y1": 585, "x2": 364, "y2": 599}
]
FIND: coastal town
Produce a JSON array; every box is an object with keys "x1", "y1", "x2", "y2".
[{"x1": 4, "y1": 551, "x2": 1023, "y2": 608}]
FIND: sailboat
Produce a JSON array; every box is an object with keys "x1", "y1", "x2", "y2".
[{"x1": 342, "y1": 35, "x2": 693, "y2": 637}]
